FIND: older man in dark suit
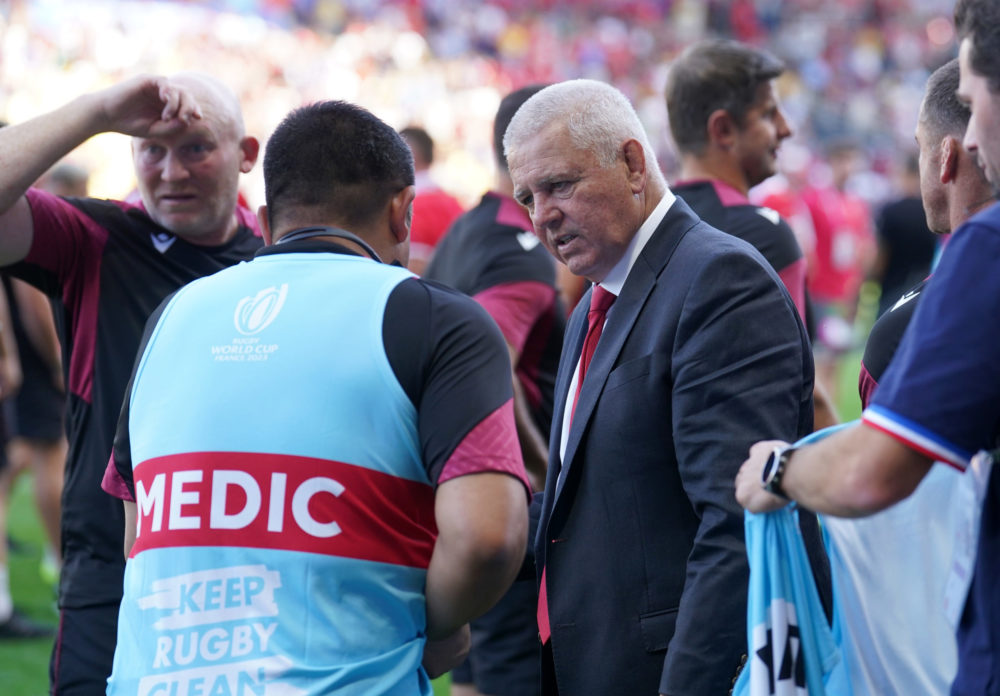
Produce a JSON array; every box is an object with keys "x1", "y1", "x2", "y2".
[{"x1": 505, "y1": 79, "x2": 821, "y2": 696}]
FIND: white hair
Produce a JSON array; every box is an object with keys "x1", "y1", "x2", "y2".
[{"x1": 503, "y1": 79, "x2": 664, "y2": 185}]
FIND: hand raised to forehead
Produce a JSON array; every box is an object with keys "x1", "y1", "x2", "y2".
[{"x1": 96, "y1": 74, "x2": 203, "y2": 139}]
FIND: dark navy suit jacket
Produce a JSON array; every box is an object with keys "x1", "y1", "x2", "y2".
[{"x1": 536, "y1": 197, "x2": 824, "y2": 695}]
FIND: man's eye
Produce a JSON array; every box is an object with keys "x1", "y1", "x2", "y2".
[
  {"x1": 142, "y1": 146, "x2": 165, "y2": 161},
  {"x1": 183, "y1": 144, "x2": 209, "y2": 158}
]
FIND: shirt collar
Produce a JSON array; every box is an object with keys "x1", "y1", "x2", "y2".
[
  {"x1": 599, "y1": 187, "x2": 676, "y2": 296},
  {"x1": 255, "y1": 239, "x2": 366, "y2": 259}
]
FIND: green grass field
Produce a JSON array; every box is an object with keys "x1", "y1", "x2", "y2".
[
  {"x1": 1, "y1": 474, "x2": 59, "y2": 695},
  {"x1": 1, "y1": 350, "x2": 862, "y2": 696},
  {"x1": 833, "y1": 349, "x2": 864, "y2": 422}
]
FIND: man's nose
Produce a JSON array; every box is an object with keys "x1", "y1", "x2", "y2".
[
  {"x1": 532, "y1": 196, "x2": 561, "y2": 232},
  {"x1": 777, "y1": 109, "x2": 793, "y2": 140},
  {"x1": 160, "y1": 152, "x2": 191, "y2": 181},
  {"x1": 963, "y1": 122, "x2": 979, "y2": 154}
]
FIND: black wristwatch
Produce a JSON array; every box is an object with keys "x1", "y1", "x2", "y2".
[{"x1": 761, "y1": 444, "x2": 795, "y2": 499}]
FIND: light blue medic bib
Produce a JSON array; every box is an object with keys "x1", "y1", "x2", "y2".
[{"x1": 107, "y1": 253, "x2": 436, "y2": 696}]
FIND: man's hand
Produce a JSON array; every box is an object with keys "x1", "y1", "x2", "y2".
[
  {"x1": 421, "y1": 624, "x2": 470, "y2": 679},
  {"x1": 96, "y1": 74, "x2": 203, "y2": 139},
  {"x1": 0, "y1": 72, "x2": 211, "y2": 266},
  {"x1": 735, "y1": 440, "x2": 793, "y2": 513}
]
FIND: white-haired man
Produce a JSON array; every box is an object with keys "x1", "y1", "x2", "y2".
[{"x1": 506, "y1": 79, "x2": 827, "y2": 696}]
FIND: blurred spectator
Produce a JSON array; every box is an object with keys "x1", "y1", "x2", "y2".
[
  {"x1": 36, "y1": 162, "x2": 89, "y2": 199},
  {"x1": 800, "y1": 139, "x2": 877, "y2": 399},
  {"x1": 0, "y1": 120, "x2": 52, "y2": 640},
  {"x1": 0, "y1": 279, "x2": 54, "y2": 639},
  {"x1": 870, "y1": 152, "x2": 938, "y2": 316},
  {"x1": 0, "y1": 0, "x2": 964, "y2": 221},
  {"x1": 400, "y1": 125, "x2": 464, "y2": 275},
  {"x1": 1, "y1": 276, "x2": 66, "y2": 587},
  {"x1": 752, "y1": 142, "x2": 820, "y2": 270}
]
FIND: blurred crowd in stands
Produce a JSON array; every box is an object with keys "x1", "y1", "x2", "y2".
[
  {"x1": 0, "y1": 0, "x2": 958, "y2": 205},
  {"x1": 0, "y1": 0, "x2": 956, "y2": 368}
]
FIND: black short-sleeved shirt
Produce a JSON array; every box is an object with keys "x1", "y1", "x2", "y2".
[
  {"x1": 425, "y1": 191, "x2": 565, "y2": 436},
  {"x1": 674, "y1": 179, "x2": 807, "y2": 320},
  {"x1": 858, "y1": 278, "x2": 927, "y2": 409},
  {"x1": 875, "y1": 196, "x2": 936, "y2": 317}
]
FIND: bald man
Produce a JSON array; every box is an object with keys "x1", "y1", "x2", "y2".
[{"x1": 0, "y1": 73, "x2": 262, "y2": 694}]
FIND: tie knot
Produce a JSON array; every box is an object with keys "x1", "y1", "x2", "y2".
[{"x1": 590, "y1": 286, "x2": 616, "y2": 315}]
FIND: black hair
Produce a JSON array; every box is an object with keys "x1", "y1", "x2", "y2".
[
  {"x1": 493, "y1": 84, "x2": 549, "y2": 172},
  {"x1": 263, "y1": 101, "x2": 415, "y2": 229},
  {"x1": 921, "y1": 59, "x2": 970, "y2": 140},
  {"x1": 955, "y1": 0, "x2": 1000, "y2": 92},
  {"x1": 665, "y1": 38, "x2": 784, "y2": 155}
]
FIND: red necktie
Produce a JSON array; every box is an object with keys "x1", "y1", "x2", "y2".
[
  {"x1": 570, "y1": 285, "x2": 617, "y2": 421},
  {"x1": 538, "y1": 285, "x2": 616, "y2": 644}
]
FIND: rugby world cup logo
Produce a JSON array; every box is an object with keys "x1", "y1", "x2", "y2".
[{"x1": 234, "y1": 284, "x2": 288, "y2": 336}]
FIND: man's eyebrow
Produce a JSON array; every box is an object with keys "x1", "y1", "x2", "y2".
[
  {"x1": 514, "y1": 175, "x2": 556, "y2": 203},
  {"x1": 535, "y1": 173, "x2": 570, "y2": 188}
]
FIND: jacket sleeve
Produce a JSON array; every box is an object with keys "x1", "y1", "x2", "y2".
[{"x1": 660, "y1": 248, "x2": 811, "y2": 695}]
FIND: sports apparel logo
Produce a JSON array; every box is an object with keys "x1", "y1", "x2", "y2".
[
  {"x1": 517, "y1": 230, "x2": 541, "y2": 251},
  {"x1": 755, "y1": 207, "x2": 782, "y2": 226},
  {"x1": 151, "y1": 231, "x2": 177, "y2": 254},
  {"x1": 891, "y1": 288, "x2": 920, "y2": 312},
  {"x1": 234, "y1": 285, "x2": 288, "y2": 336}
]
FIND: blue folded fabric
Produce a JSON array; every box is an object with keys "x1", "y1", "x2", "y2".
[{"x1": 733, "y1": 423, "x2": 854, "y2": 696}]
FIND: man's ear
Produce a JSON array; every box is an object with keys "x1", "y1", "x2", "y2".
[
  {"x1": 257, "y1": 204, "x2": 273, "y2": 245},
  {"x1": 622, "y1": 139, "x2": 647, "y2": 194},
  {"x1": 706, "y1": 109, "x2": 737, "y2": 148},
  {"x1": 239, "y1": 136, "x2": 261, "y2": 173},
  {"x1": 939, "y1": 135, "x2": 960, "y2": 184},
  {"x1": 389, "y1": 185, "x2": 417, "y2": 244}
]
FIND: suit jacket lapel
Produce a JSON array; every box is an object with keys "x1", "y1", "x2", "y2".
[
  {"x1": 554, "y1": 197, "x2": 701, "y2": 502},
  {"x1": 544, "y1": 294, "x2": 587, "y2": 504}
]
